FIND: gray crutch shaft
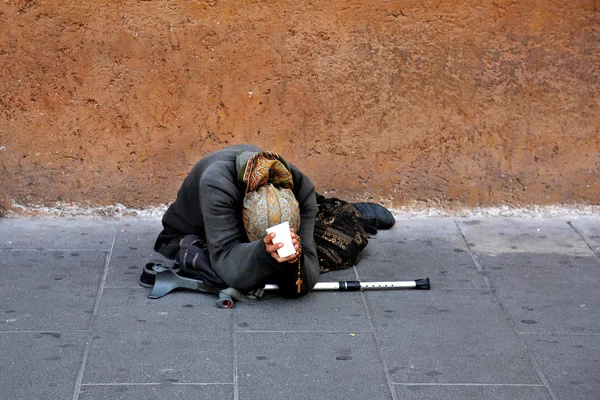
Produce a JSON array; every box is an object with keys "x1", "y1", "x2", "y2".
[{"x1": 263, "y1": 278, "x2": 429, "y2": 292}]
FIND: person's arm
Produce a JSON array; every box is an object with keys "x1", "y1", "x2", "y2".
[
  {"x1": 199, "y1": 166, "x2": 286, "y2": 291},
  {"x1": 272, "y1": 168, "x2": 320, "y2": 296}
]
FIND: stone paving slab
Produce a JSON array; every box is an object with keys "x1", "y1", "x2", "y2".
[
  {"x1": 569, "y1": 218, "x2": 600, "y2": 257},
  {"x1": 235, "y1": 290, "x2": 371, "y2": 333},
  {"x1": 393, "y1": 384, "x2": 552, "y2": 400},
  {"x1": 359, "y1": 228, "x2": 487, "y2": 290},
  {"x1": 524, "y1": 334, "x2": 600, "y2": 400},
  {"x1": 391, "y1": 218, "x2": 468, "y2": 241},
  {"x1": 366, "y1": 289, "x2": 543, "y2": 385},
  {"x1": 84, "y1": 288, "x2": 233, "y2": 384},
  {"x1": 236, "y1": 331, "x2": 392, "y2": 400},
  {"x1": 106, "y1": 218, "x2": 170, "y2": 288},
  {"x1": 78, "y1": 384, "x2": 234, "y2": 400},
  {"x1": 456, "y1": 219, "x2": 592, "y2": 256},
  {"x1": 0, "y1": 218, "x2": 117, "y2": 251},
  {"x1": 235, "y1": 267, "x2": 370, "y2": 333},
  {"x1": 0, "y1": 249, "x2": 105, "y2": 331},
  {"x1": 476, "y1": 253, "x2": 600, "y2": 335},
  {"x1": 0, "y1": 331, "x2": 87, "y2": 400}
]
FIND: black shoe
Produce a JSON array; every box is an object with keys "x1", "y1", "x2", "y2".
[
  {"x1": 139, "y1": 262, "x2": 179, "y2": 288},
  {"x1": 352, "y1": 202, "x2": 396, "y2": 230}
]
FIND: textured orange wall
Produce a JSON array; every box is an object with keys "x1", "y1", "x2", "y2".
[{"x1": 0, "y1": 0, "x2": 599, "y2": 213}]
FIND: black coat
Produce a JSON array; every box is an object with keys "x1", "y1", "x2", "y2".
[{"x1": 154, "y1": 144, "x2": 320, "y2": 296}]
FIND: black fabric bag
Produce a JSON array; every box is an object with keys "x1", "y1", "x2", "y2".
[
  {"x1": 314, "y1": 194, "x2": 371, "y2": 273},
  {"x1": 174, "y1": 234, "x2": 227, "y2": 290}
]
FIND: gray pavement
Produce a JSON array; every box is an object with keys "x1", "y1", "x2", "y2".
[{"x1": 0, "y1": 216, "x2": 599, "y2": 400}]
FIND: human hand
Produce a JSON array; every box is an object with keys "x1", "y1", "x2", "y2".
[{"x1": 264, "y1": 228, "x2": 301, "y2": 263}]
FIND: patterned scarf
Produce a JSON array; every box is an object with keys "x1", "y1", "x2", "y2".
[
  {"x1": 240, "y1": 152, "x2": 300, "y2": 241},
  {"x1": 242, "y1": 152, "x2": 294, "y2": 194}
]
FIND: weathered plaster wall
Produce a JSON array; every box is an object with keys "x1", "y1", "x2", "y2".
[{"x1": 0, "y1": 0, "x2": 599, "y2": 213}]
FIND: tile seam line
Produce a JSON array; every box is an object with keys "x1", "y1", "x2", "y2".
[
  {"x1": 236, "y1": 330, "x2": 372, "y2": 333},
  {"x1": 3, "y1": 248, "x2": 112, "y2": 252},
  {"x1": 81, "y1": 382, "x2": 233, "y2": 386},
  {"x1": 392, "y1": 383, "x2": 546, "y2": 387},
  {"x1": 354, "y1": 266, "x2": 399, "y2": 400},
  {"x1": 567, "y1": 221, "x2": 600, "y2": 264},
  {"x1": 518, "y1": 332, "x2": 600, "y2": 336},
  {"x1": 71, "y1": 221, "x2": 119, "y2": 400},
  {"x1": 453, "y1": 220, "x2": 558, "y2": 400},
  {"x1": 0, "y1": 330, "x2": 89, "y2": 334},
  {"x1": 233, "y1": 308, "x2": 239, "y2": 400}
]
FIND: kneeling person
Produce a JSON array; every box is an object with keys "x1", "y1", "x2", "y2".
[{"x1": 153, "y1": 144, "x2": 320, "y2": 297}]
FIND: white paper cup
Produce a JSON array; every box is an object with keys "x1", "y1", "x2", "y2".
[{"x1": 266, "y1": 221, "x2": 296, "y2": 258}]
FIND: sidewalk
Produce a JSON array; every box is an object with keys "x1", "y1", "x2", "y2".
[{"x1": 0, "y1": 216, "x2": 598, "y2": 400}]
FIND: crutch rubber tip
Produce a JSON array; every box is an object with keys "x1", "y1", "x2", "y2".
[
  {"x1": 216, "y1": 298, "x2": 234, "y2": 308},
  {"x1": 415, "y1": 278, "x2": 430, "y2": 290},
  {"x1": 217, "y1": 293, "x2": 234, "y2": 309}
]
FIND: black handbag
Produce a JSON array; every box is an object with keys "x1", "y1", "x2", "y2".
[{"x1": 314, "y1": 195, "x2": 370, "y2": 273}]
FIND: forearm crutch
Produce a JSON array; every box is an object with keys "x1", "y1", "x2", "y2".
[
  {"x1": 149, "y1": 268, "x2": 430, "y2": 308},
  {"x1": 265, "y1": 278, "x2": 430, "y2": 292},
  {"x1": 216, "y1": 278, "x2": 430, "y2": 308}
]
